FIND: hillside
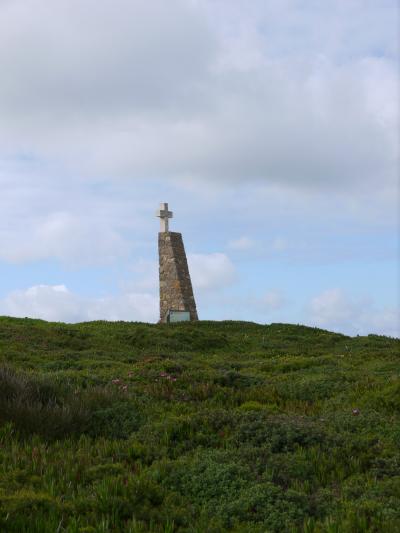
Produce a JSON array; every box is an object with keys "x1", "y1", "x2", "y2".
[{"x1": 0, "y1": 317, "x2": 399, "y2": 532}]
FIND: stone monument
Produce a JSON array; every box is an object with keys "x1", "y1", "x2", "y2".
[{"x1": 156, "y1": 203, "x2": 198, "y2": 323}]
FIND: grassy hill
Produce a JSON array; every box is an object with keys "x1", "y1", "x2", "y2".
[{"x1": 0, "y1": 317, "x2": 399, "y2": 532}]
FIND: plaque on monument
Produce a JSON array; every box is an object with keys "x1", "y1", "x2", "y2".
[{"x1": 167, "y1": 310, "x2": 191, "y2": 323}]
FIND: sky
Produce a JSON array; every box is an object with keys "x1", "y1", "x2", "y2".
[{"x1": 0, "y1": 0, "x2": 398, "y2": 336}]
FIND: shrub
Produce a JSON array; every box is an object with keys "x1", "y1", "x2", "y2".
[
  {"x1": 87, "y1": 401, "x2": 142, "y2": 439},
  {"x1": 239, "y1": 401, "x2": 265, "y2": 412},
  {"x1": 214, "y1": 371, "x2": 263, "y2": 389},
  {"x1": 232, "y1": 412, "x2": 328, "y2": 452},
  {"x1": 0, "y1": 366, "x2": 141, "y2": 440},
  {"x1": 0, "y1": 366, "x2": 89, "y2": 439},
  {"x1": 0, "y1": 317, "x2": 398, "y2": 531}
]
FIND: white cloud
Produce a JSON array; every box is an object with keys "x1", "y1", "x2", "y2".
[
  {"x1": 0, "y1": 169, "x2": 154, "y2": 265},
  {"x1": 308, "y1": 288, "x2": 399, "y2": 337},
  {"x1": 0, "y1": 284, "x2": 158, "y2": 323},
  {"x1": 1, "y1": 285, "x2": 83, "y2": 322},
  {"x1": 0, "y1": 1, "x2": 396, "y2": 271},
  {"x1": 239, "y1": 289, "x2": 287, "y2": 317},
  {"x1": 228, "y1": 236, "x2": 255, "y2": 251},
  {"x1": 124, "y1": 259, "x2": 159, "y2": 291},
  {"x1": 0, "y1": 251, "x2": 237, "y2": 320},
  {"x1": 0, "y1": 0, "x2": 214, "y2": 117},
  {"x1": 260, "y1": 290, "x2": 286, "y2": 311},
  {"x1": 204, "y1": 0, "x2": 398, "y2": 64},
  {"x1": 86, "y1": 292, "x2": 158, "y2": 323},
  {"x1": 271, "y1": 237, "x2": 287, "y2": 252},
  {"x1": 0, "y1": 210, "x2": 129, "y2": 265},
  {"x1": 188, "y1": 253, "x2": 236, "y2": 291},
  {"x1": 0, "y1": 0, "x2": 396, "y2": 197}
]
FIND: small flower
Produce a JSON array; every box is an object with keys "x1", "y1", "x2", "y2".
[
  {"x1": 171, "y1": 377, "x2": 177, "y2": 382},
  {"x1": 352, "y1": 408, "x2": 360, "y2": 416},
  {"x1": 112, "y1": 379, "x2": 121, "y2": 385}
]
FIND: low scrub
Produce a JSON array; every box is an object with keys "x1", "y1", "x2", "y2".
[
  {"x1": 0, "y1": 365, "x2": 141, "y2": 440},
  {"x1": 0, "y1": 318, "x2": 398, "y2": 531}
]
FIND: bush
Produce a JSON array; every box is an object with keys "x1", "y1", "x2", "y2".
[
  {"x1": 239, "y1": 401, "x2": 265, "y2": 412},
  {"x1": 87, "y1": 401, "x2": 142, "y2": 439},
  {"x1": 232, "y1": 412, "x2": 328, "y2": 451},
  {"x1": 0, "y1": 366, "x2": 89, "y2": 439},
  {"x1": 0, "y1": 317, "x2": 398, "y2": 531},
  {"x1": 0, "y1": 366, "x2": 141, "y2": 440}
]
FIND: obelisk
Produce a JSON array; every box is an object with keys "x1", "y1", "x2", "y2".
[{"x1": 156, "y1": 203, "x2": 198, "y2": 323}]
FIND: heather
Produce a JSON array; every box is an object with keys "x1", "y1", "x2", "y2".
[{"x1": 0, "y1": 317, "x2": 399, "y2": 532}]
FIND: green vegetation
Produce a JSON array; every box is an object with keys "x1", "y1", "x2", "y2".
[{"x1": 0, "y1": 317, "x2": 399, "y2": 532}]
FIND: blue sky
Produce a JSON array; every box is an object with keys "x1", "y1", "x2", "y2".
[{"x1": 0, "y1": 0, "x2": 398, "y2": 336}]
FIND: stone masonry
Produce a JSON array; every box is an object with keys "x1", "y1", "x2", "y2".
[{"x1": 158, "y1": 230, "x2": 198, "y2": 323}]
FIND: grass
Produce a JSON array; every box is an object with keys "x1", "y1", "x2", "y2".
[{"x1": 0, "y1": 317, "x2": 398, "y2": 532}]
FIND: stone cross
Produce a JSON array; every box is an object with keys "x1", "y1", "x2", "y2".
[{"x1": 156, "y1": 202, "x2": 173, "y2": 232}]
